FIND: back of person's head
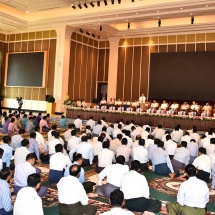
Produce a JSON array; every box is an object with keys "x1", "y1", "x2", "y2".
[
  {"x1": 199, "y1": 147, "x2": 206, "y2": 155},
  {"x1": 131, "y1": 126, "x2": 136, "y2": 131},
  {"x1": 28, "y1": 117, "x2": 33, "y2": 121},
  {"x1": 136, "y1": 134, "x2": 141, "y2": 140},
  {"x1": 131, "y1": 120, "x2": 135, "y2": 124},
  {"x1": 77, "y1": 115, "x2": 81, "y2": 119},
  {"x1": 0, "y1": 148, "x2": 4, "y2": 156},
  {"x1": 118, "y1": 124, "x2": 122, "y2": 129},
  {"x1": 126, "y1": 121, "x2": 130, "y2": 125},
  {"x1": 116, "y1": 155, "x2": 125, "y2": 165},
  {"x1": 100, "y1": 132, "x2": 106, "y2": 138},
  {"x1": 68, "y1": 123, "x2": 73, "y2": 129},
  {"x1": 190, "y1": 139, "x2": 196, "y2": 143},
  {"x1": 121, "y1": 138, "x2": 128, "y2": 145},
  {"x1": 19, "y1": 129, "x2": 25, "y2": 135},
  {"x1": 43, "y1": 116, "x2": 47, "y2": 120},
  {"x1": 70, "y1": 164, "x2": 81, "y2": 177},
  {"x1": 110, "y1": 124, "x2": 114, "y2": 128},
  {"x1": 102, "y1": 117, "x2": 105, "y2": 121},
  {"x1": 154, "y1": 138, "x2": 160, "y2": 145},
  {"x1": 109, "y1": 189, "x2": 124, "y2": 207},
  {"x1": 38, "y1": 113, "x2": 42, "y2": 116},
  {"x1": 55, "y1": 144, "x2": 63, "y2": 153},
  {"x1": 181, "y1": 141, "x2": 187, "y2": 148},
  {"x1": 98, "y1": 136, "x2": 104, "y2": 142},
  {"x1": 145, "y1": 127, "x2": 150, "y2": 132},
  {"x1": 73, "y1": 153, "x2": 83, "y2": 162},
  {"x1": 21, "y1": 139, "x2": 29, "y2": 147},
  {"x1": 71, "y1": 129, "x2": 77, "y2": 136},
  {"x1": 158, "y1": 141, "x2": 164, "y2": 148},
  {"x1": 209, "y1": 130, "x2": 213, "y2": 136},
  {"x1": 184, "y1": 131, "x2": 189, "y2": 136},
  {"x1": 81, "y1": 135, "x2": 88, "y2": 142},
  {"x1": 117, "y1": 134, "x2": 123, "y2": 140},
  {"x1": 11, "y1": 118, "x2": 15, "y2": 123},
  {"x1": 0, "y1": 168, "x2": 10, "y2": 180},
  {"x1": 86, "y1": 125, "x2": 91, "y2": 130},
  {"x1": 139, "y1": 139, "x2": 145, "y2": 146},
  {"x1": 193, "y1": 128, "x2": 197, "y2": 133},
  {"x1": 102, "y1": 126, "x2": 107, "y2": 132},
  {"x1": 158, "y1": 124, "x2": 162, "y2": 129},
  {"x1": 3, "y1": 136, "x2": 11, "y2": 144},
  {"x1": 148, "y1": 135, "x2": 154, "y2": 140},
  {"x1": 30, "y1": 132, "x2": 36, "y2": 139},
  {"x1": 166, "y1": 135, "x2": 171, "y2": 141},
  {"x1": 51, "y1": 124, "x2": 57, "y2": 130},
  {"x1": 98, "y1": 120, "x2": 102, "y2": 125},
  {"x1": 61, "y1": 115, "x2": 65, "y2": 119},
  {"x1": 26, "y1": 153, "x2": 36, "y2": 162},
  {"x1": 177, "y1": 124, "x2": 181, "y2": 129},
  {"x1": 210, "y1": 138, "x2": 215, "y2": 145},
  {"x1": 130, "y1": 160, "x2": 141, "y2": 171},
  {"x1": 185, "y1": 164, "x2": 196, "y2": 177},
  {"x1": 102, "y1": 141, "x2": 110, "y2": 149},
  {"x1": 175, "y1": 126, "x2": 179, "y2": 131},
  {"x1": 54, "y1": 131, "x2": 60, "y2": 139},
  {"x1": 201, "y1": 134, "x2": 206, "y2": 139},
  {"x1": 90, "y1": 116, "x2": 94, "y2": 120},
  {"x1": 27, "y1": 173, "x2": 41, "y2": 188},
  {"x1": 87, "y1": 133, "x2": 92, "y2": 140}
]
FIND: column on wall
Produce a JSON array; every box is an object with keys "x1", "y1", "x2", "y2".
[
  {"x1": 53, "y1": 26, "x2": 74, "y2": 113},
  {"x1": 107, "y1": 37, "x2": 120, "y2": 101}
]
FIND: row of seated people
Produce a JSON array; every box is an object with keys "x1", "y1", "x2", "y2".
[
  {"x1": 0, "y1": 116, "x2": 214, "y2": 214},
  {"x1": 98, "y1": 98, "x2": 215, "y2": 117}
]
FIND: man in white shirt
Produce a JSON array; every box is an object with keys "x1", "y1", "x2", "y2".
[
  {"x1": 57, "y1": 164, "x2": 97, "y2": 215},
  {"x1": 181, "y1": 131, "x2": 191, "y2": 144},
  {"x1": 206, "y1": 138, "x2": 215, "y2": 155},
  {"x1": 34, "y1": 126, "x2": 47, "y2": 153},
  {"x1": 101, "y1": 189, "x2": 133, "y2": 215},
  {"x1": 63, "y1": 123, "x2": 75, "y2": 142},
  {"x1": 14, "y1": 153, "x2": 47, "y2": 197},
  {"x1": 123, "y1": 121, "x2": 131, "y2": 132},
  {"x1": 122, "y1": 130, "x2": 132, "y2": 148},
  {"x1": 141, "y1": 127, "x2": 150, "y2": 141},
  {"x1": 166, "y1": 164, "x2": 209, "y2": 215},
  {"x1": 49, "y1": 144, "x2": 72, "y2": 183},
  {"x1": 131, "y1": 126, "x2": 141, "y2": 142},
  {"x1": 187, "y1": 139, "x2": 198, "y2": 164},
  {"x1": 200, "y1": 134, "x2": 211, "y2": 148},
  {"x1": 109, "y1": 134, "x2": 122, "y2": 154},
  {"x1": 151, "y1": 125, "x2": 165, "y2": 140},
  {"x1": 132, "y1": 139, "x2": 148, "y2": 171},
  {"x1": 190, "y1": 128, "x2": 200, "y2": 145},
  {"x1": 14, "y1": 139, "x2": 30, "y2": 166},
  {"x1": 96, "y1": 155, "x2": 129, "y2": 198},
  {"x1": 164, "y1": 135, "x2": 177, "y2": 159},
  {"x1": 121, "y1": 160, "x2": 161, "y2": 213},
  {"x1": 0, "y1": 136, "x2": 12, "y2": 168},
  {"x1": 86, "y1": 116, "x2": 95, "y2": 130},
  {"x1": 11, "y1": 128, "x2": 25, "y2": 152},
  {"x1": 97, "y1": 141, "x2": 115, "y2": 172},
  {"x1": 193, "y1": 147, "x2": 211, "y2": 183},
  {"x1": 171, "y1": 126, "x2": 182, "y2": 144},
  {"x1": 67, "y1": 130, "x2": 80, "y2": 152},
  {"x1": 139, "y1": 93, "x2": 146, "y2": 111},
  {"x1": 171, "y1": 141, "x2": 190, "y2": 177},
  {"x1": 113, "y1": 124, "x2": 122, "y2": 139},
  {"x1": 48, "y1": 131, "x2": 64, "y2": 155},
  {"x1": 101, "y1": 117, "x2": 108, "y2": 128},
  {"x1": 92, "y1": 120, "x2": 103, "y2": 137},
  {"x1": 14, "y1": 173, "x2": 44, "y2": 215},
  {"x1": 69, "y1": 136, "x2": 93, "y2": 167},
  {"x1": 93, "y1": 136, "x2": 104, "y2": 163},
  {"x1": 107, "y1": 124, "x2": 114, "y2": 139},
  {"x1": 74, "y1": 115, "x2": 82, "y2": 132},
  {"x1": 145, "y1": 135, "x2": 154, "y2": 149},
  {"x1": 116, "y1": 138, "x2": 131, "y2": 164}
]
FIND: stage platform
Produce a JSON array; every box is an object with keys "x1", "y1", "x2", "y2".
[{"x1": 66, "y1": 108, "x2": 215, "y2": 131}]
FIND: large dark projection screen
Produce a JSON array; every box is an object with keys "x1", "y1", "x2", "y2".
[
  {"x1": 149, "y1": 52, "x2": 215, "y2": 101},
  {"x1": 5, "y1": 52, "x2": 46, "y2": 87}
]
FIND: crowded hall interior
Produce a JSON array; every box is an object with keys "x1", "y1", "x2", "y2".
[{"x1": 1, "y1": 0, "x2": 215, "y2": 215}]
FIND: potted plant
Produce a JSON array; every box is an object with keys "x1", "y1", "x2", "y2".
[{"x1": 46, "y1": 96, "x2": 56, "y2": 114}]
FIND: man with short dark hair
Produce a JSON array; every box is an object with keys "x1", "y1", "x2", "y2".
[
  {"x1": 166, "y1": 164, "x2": 209, "y2": 215},
  {"x1": 121, "y1": 160, "x2": 161, "y2": 213},
  {"x1": 206, "y1": 138, "x2": 215, "y2": 155},
  {"x1": 11, "y1": 129, "x2": 25, "y2": 152},
  {"x1": 96, "y1": 155, "x2": 129, "y2": 198},
  {"x1": 57, "y1": 164, "x2": 97, "y2": 215},
  {"x1": 28, "y1": 132, "x2": 41, "y2": 162},
  {"x1": 164, "y1": 135, "x2": 177, "y2": 159},
  {"x1": 67, "y1": 130, "x2": 80, "y2": 152},
  {"x1": 63, "y1": 123, "x2": 75, "y2": 142},
  {"x1": 92, "y1": 120, "x2": 103, "y2": 137},
  {"x1": 14, "y1": 173, "x2": 44, "y2": 215},
  {"x1": 110, "y1": 134, "x2": 122, "y2": 154},
  {"x1": 101, "y1": 189, "x2": 133, "y2": 214},
  {"x1": 0, "y1": 136, "x2": 12, "y2": 168},
  {"x1": 0, "y1": 168, "x2": 13, "y2": 215},
  {"x1": 86, "y1": 116, "x2": 95, "y2": 130},
  {"x1": 116, "y1": 138, "x2": 131, "y2": 164},
  {"x1": 74, "y1": 115, "x2": 82, "y2": 132},
  {"x1": 48, "y1": 131, "x2": 64, "y2": 156}
]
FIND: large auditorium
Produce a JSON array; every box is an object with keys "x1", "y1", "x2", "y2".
[{"x1": 0, "y1": 0, "x2": 215, "y2": 215}]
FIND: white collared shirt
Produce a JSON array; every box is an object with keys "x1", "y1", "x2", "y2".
[
  {"x1": 151, "y1": 128, "x2": 165, "y2": 140},
  {"x1": 187, "y1": 141, "x2": 198, "y2": 157},
  {"x1": 132, "y1": 146, "x2": 148, "y2": 163},
  {"x1": 92, "y1": 124, "x2": 103, "y2": 135},
  {"x1": 14, "y1": 147, "x2": 30, "y2": 166},
  {"x1": 11, "y1": 134, "x2": 23, "y2": 151},
  {"x1": 145, "y1": 139, "x2": 154, "y2": 149},
  {"x1": 50, "y1": 152, "x2": 72, "y2": 171},
  {"x1": 57, "y1": 175, "x2": 88, "y2": 205},
  {"x1": 63, "y1": 129, "x2": 72, "y2": 142},
  {"x1": 193, "y1": 154, "x2": 212, "y2": 174},
  {"x1": 131, "y1": 130, "x2": 141, "y2": 142},
  {"x1": 98, "y1": 163, "x2": 129, "y2": 187},
  {"x1": 171, "y1": 130, "x2": 182, "y2": 143},
  {"x1": 110, "y1": 139, "x2": 122, "y2": 154},
  {"x1": 67, "y1": 136, "x2": 80, "y2": 151},
  {"x1": 48, "y1": 138, "x2": 63, "y2": 155},
  {"x1": 93, "y1": 141, "x2": 103, "y2": 156},
  {"x1": 173, "y1": 147, "x2": 190, "y2": 165},
  {"x1": 86, "y1": 119, "x2": 96, "y2": 129},
  {"x1": 177, "y1": 176, "x2": 209, "y2": 208},
  {"x1": 116, "y1": 145, "x2": 131, "y2": 162},
  {"x1": 98, "y1": 149, "x2": 115, "y2": 167},
  {"x1": 14, "y1": 187, "x2": 44, "y2": 215},
  {"x1": 113, "y1": 128, "x2": 122, "y2": 139},
  {"x1": 101, "y1": 208, "x2": 133, "y2": 215},
  {"x1": 206, "y1": 144, "x2": 215, "y2": 155},
  {"x1": 190, "y1": 133, "x2": 200, "y2": 144},
  {"x1": 121, "y1": 170, "x2": 149, "y2": 199},
  {"x1": 74, "y1": 118, "x2": 82, "y2": 129},
  {"x1": 141, "y1": 131, "x2": 150, "y2": 141},
  {"x1": 14, "y1": 161, "x2": 36, "y2": 187},
  {"x1": 164, "y1": 140, "x2": 177, "y2": 156},
  {"x1": 181, "y1": 135, "x2": 191, "y2": 143},
  {"x1": 35, "y1": 131, "x2": 45, "y2": 146}
]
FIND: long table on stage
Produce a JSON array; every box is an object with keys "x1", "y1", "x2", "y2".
[{"x1": 66, "y1": 109, "x2": 215, "y2": 131}]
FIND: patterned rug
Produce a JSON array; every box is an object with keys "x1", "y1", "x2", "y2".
[{"x1": 149, "y1": 177, "x2": 215, "y2": 202}]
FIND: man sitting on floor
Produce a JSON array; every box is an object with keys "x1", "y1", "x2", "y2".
[
  {"x1": 49, "y1": 144, "x2": 72, "y2": 183},
  {"x1": 14, "y1": 173, "x2": 44, "y2": 215},
  {"x1": 166, "y1": 164, "x2": 209, "y2": 215},
  {"x1": 57, "y1": 164, "x2": 97, "y2": 215},
  {"x1": 14, "y1": 153, "x2": 47, "y2": 197},
  {"x1": 0, "y1": 168, "x2": 13, "y2": 215},
  {"x1": 121, "y1": 160, "x2": 161, "y2": 214},
  {"x1": 0, "y1": 136, "x2": 12, "y2": 168},
  {"x1": 96, "y1": 155, "x2": 129, "y2": 198},
  {"x1": 151, "y1": 140, "x2": 175, "y2": 179}
]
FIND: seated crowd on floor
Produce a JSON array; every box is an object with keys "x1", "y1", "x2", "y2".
[{"x1": 0, "y1": 110, "x2": 214, "y2": 215}]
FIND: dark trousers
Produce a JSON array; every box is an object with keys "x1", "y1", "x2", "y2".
[
  {"x1": 93, "y1": 155, "x2": 98, "y2": 163},
  {"x1": 14, "y1": 185, "x2": 48, "y2": 197},
  {"x1": 154, "y1": 163, "x2": 171, "y2": 176},
  {"x1": 83, "y1": 181, "x2": 96, "y2": 193},
  {"x1": 59, "y1": 202, "x2": 97, "y2": 215},
  {"x1": 82, "y1": 159, "x2": 90, "y2": 167},
  {"x1": 0, "y1": 209, "x2": 13, "y2": 215},
  {"x1": 96, "y1": 165, "x2": 105, "y2": 173},
  {"x1": 49, "y1": 169, "x2": 64, "y2": 183},
  {"x1": 169, "y1": 155, "x2": 174, "y2": 160},
  {"x1": 197, "y1": 170, "x2": 210, "y2": 183},
  {"x1": 126, "y1": 197, "x2": 161, "y2": 213},
  {"x1": 140, "y1": 163, "x2": 149, "y2": 171}
]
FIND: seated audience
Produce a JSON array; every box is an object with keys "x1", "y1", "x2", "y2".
[
  {"x1": 121, "y1": 160, "x2": 161, "y2": 213},
  {"x1": 74, "y1": 115, "x2": 82, "y2": 132},
  {"x1": 167, "y1": 164, "x2": 209, "y2": 215},
  {"x1": 63, "y1": 123, "x2": 75, "y2": 143},
  {"x1": 67, "y1": 130, "x2": 80, "y2": 152},
  {"x1": 0, "y1": 149, "x2": 3, "y2": 171},
  {"x1": 0, "y1": 136, "x2": 12, "y2": 168},
  {"x1": 206, "y1": 138, "x2": 215, "y2": 155},
  {"x1": 39, "y1": 116, "x2": 49, "y2": 132},
  {"x1": 109, "y1": 134, "x2": 122, "y2": 154},
  {"x1": 28, "y1": 132, "x2": 41, "y2": 162},
  {"x1": 151, "y1": 125, "x2": 165, "y2": 140},
  {"x1": 25, "y1": 117, "x2": 35, "y2": 132},
  {"x1": 59, "y1": 115, "x2": 66, "y2": 127},
  {"x1": 11, "y1": 129, "x2": 25, "y2": 152},
  {"x1": 116, "y1": 138, "x2": 132, "y2": 164},
  {"x1": 86, "y1": 116, "x2": 96, "y2": 130},
  {"x1": 92, "y1": 120, "x2": 103, "y2": 137},
  {"x1": 187, "y1": 139, "x2": 198, "y2": 163},
  {"x1": 164, "y1": 135, "x2": 177, "y2": 159},
  {"x1": 48, "y1": 131, "x2": 64, "y2": 156},
  {"x1": 96, "y1": 155, "x2": 129, "y2": 198},
  {"x1": 93, "y1": 136, "x2": 104, "y2": 163}
]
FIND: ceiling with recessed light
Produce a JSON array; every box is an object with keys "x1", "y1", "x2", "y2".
[{"x1": 1, "y1": 0, "x2": 215, "y2": 38}]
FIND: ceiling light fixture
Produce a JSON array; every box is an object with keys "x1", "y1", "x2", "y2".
[
  {"x1": 128, "y1": 22, "x2": 130, "y2": 29},
  {"x1": 90, "y1": 2, "x2": 95, "y2": 7},
  {"x1": 78, "y1": 3, "x2": 82, "y2": 9},
  {"x1": 84, "y1": 2, "x2": 88, "y2": 8},
  {"x1": 72, "y1": 4, "x2": 76, "y2": 9},
  {"x1": 131, "y1": 0, "x2": 134, "y2": 2},
  {"x1": 191, "y1": 16, "x2": 194, "y2": 24},
  {"x1": 111, "y1": 0, "x2": 114, "y2": 4},
  {"x1": 158, "y1": 19, "x2": 161, "y2": 27},
  {"x1": 86, "y1": 31, "x2": 90, "y2": 35},
  {"x1": 104, "y1": 0, "x2": 108, "y2": 6},
  {"x1": 100, "y1": 25, "x2": 103, "y2": 32},
  {"x1": 92, "y1": 33, "x2": 95, "y2": 37},
  {"x1": 97, "y1": 1, "x2": 100, "y2": 6},
  {"x1": 118, "y1": 0, "x2": 121, "y2": 3},
  {"x1": 79, "y1": 28, "x2": 83, "y2": 33}
]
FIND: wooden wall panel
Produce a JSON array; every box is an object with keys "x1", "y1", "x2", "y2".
[
  {"x1": 28, "y1": 41, "x2": 34, "y2": 51},
  {"x1": 86, "y1": 46, "x2": 93, "y2": 102},
  {"x1": 104, "y1": 49, "x2": 109, "y2": 82},
  {"x1": 11, "y1": 87, "x2": 18, "y2": 98},
  {"x1": 35, "y1": 40, "x2": 42, "y2": 51},
  {"x1": 14, "y1": 42, "x2": 21, "y2": 52},
  {"x1": 177, "y1": 44, "x2": 185, "y2": 52},
  {"x1": 22, "y1": 42, "x2": 28, "y2": 52},
  {"x1": 39, "y1": 88, "x2": 46, "y2": 100},
  {"x1": 196, "y1": 43, "x2": 205, "y2": 51},
  {"x1": 9, "y1": 43, "x2": 14, "y2": 52},
  {"x1": 186, "y1": 44, "x2": 195, "y2": 52},
  {"x1": 80, "y1": 45, "x2": 87, "y2": 99},
  {"x1": 18, "y1": 88, "x2": 25, "y2": 98},
  {"x1": 98, "y1": 49, "x2": 105, "y2": 81},
  {"x1": 168, "y1": 44, "x2": 176, "y2": 52},
  {"x1": 206, "y1": 43, "x2": 215, "y2": 51},
  {"x1": 159, "y1": 45, "x2": 167, "y2": 53},
  {"x1": 91, "y1": 48, "x2": 98, "y2": 101},
  {"x1": 32, "y1": 88, "x2": 39, "y2": 100},
  {"x1": 25, "y1": 88, "x2": 32, "y2": 100}
]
